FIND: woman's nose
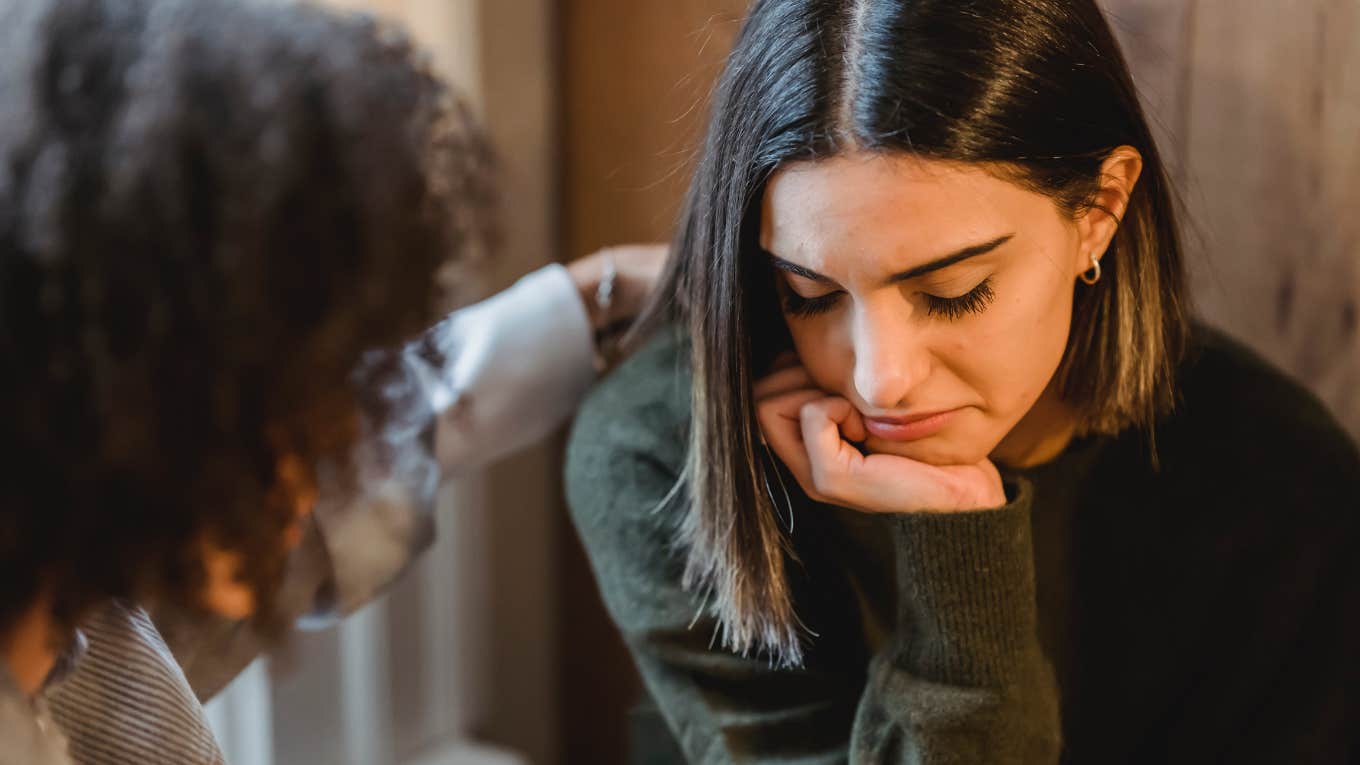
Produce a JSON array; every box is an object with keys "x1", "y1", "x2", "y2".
[{"x1": 851, "y1": 306, "x2": 927, "y2": 411}]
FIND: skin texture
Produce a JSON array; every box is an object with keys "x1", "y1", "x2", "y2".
[{"x1": 755, "y1": 150, "x2": 1139, "y2": 513}]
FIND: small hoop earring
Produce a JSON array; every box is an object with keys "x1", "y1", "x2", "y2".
[{"x1": 1080, "y1": 253, "x2": 1102, "y2": 285}]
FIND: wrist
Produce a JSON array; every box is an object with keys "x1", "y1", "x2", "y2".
[
  {"x1": 963, "y1": 481, "x2": 1008, "y2": 510},
  {"x1": 566, "y1": 252, "x2": 623, "y2": 371},
  {"x1": 566, "y1": 257, "x2": 606, "y2": 329},
  {"x1": 954, "y1": 461, "x2": 1007, "y2": 510},
  {"x1": 891, "y1": 476, "x2": 1043, "y2": 686}
]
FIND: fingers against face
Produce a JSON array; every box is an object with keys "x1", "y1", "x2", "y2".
[
  {"x1": 798, "y1": 397, "x2": 867, "y2": 504},
  {"x1": 751, "y1": 365, "x2": 1006, "y2": 514},
  {"x1": 755, "y1": 387, "x2": 823, "y2": 489},
  {"x1": 757, "y1": 371, "x2": 960, "y2": 512},
  {"x1": 752, "y1": 362, "x2": 814, "y2": 399},
  {"x1": 752, "y1": 361, "x2": 870, "y2": 505}
]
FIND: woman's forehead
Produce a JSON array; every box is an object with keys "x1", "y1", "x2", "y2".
[{"x1": 760, "y1": 153, "x2": 1051, "y2": 272}]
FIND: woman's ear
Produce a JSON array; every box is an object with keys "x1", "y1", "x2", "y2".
[{"x1": 1074, "y1": 145, "x2": 1143, "y2": 277}]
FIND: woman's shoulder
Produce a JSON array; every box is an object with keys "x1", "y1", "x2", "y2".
[
  {"x1": 569, "y1": 324, "x2": 691, "y2": 465},
  {"x1": 1158, "y1": 322, "x2": 1360, "y2": 492},
  {"x1": 564, "y1": 324, "x2": 691, "y2": 531},
  {"x1": 563, "y1": 326, "x2": 696, "y2": 629}
]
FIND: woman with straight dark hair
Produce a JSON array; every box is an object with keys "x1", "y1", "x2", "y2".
[{"x1": 566, "y1": 0, "x2": 1360, "y2": 762}]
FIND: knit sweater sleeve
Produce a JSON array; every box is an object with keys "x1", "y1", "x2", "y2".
[
  {"x1": 565, "y1": 333, "x2": 1061, "y2": 764},
  {"x1": 852, "y1": 480, "x2": 1061, "y2": 762}
]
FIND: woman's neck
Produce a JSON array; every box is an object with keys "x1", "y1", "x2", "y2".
[
  {"x1": 2, "y1": 595, "x2": 60, "y2": 698},
  {"x1": 992, "y1": 380, "x2": 1078, "y2": 469}
]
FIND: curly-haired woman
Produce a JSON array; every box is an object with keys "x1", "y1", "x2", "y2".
[{"x1": 0, "y1": 0, "x2": 662, "y2": 761}]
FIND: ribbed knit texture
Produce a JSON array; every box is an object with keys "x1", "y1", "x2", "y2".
[{"x1": 892, "y1": 481, "x2": 1041, "y2": 688}]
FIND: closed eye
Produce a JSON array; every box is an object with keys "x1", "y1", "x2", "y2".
[
  {"x1": 781, "y1": 278, "x2": 996, "y2": 321},
  {"x1": 781, "y1": 288, "x2": 842, "y2": 318},
  {"x1": 924, "y1": 277, "x2": 995, "y2": 320}
]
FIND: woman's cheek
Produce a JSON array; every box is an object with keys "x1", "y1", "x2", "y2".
[
  {"x1": 979, "y1": 279, "x2": 1071, "y2": 416},
  {"x1": 787, "y1": 319, "x2": 846, "y2": 393}
]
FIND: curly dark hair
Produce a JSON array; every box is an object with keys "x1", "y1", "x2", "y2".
[{"x1": 0, "y1": 0, "x2": 493, "y2": 636}]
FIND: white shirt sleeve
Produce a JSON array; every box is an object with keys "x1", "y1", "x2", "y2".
[
  {"x1": 427, "y1": 262, "x2": 598, "y2": 471},
  {"x1": 319, "y1": 263, "x2": 596, "y2": 611},
  {"x1": 302, "y1": 263, "x2": 596, "y2": 623}
]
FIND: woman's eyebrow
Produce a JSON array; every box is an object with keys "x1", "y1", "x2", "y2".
[
  {"x1": 766, "y1": 233, "x2": 1014, "y2": 285},
  {"x1": 767, "y1": 253, "x2": 834, "y2": 283},
  {"x1": 888, "y1": 233, "x2": 1014, "y2": 282}
]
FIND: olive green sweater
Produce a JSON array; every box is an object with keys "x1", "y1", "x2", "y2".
[{"x1": 565, "y1": 325, "x2": 1360, "y2": 764}]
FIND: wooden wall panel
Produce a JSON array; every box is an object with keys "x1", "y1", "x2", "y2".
[
  {"x1": 562, "y1": 1, "x2": 749, "y2": 252},
  {"x1": 1107, "y1": 0, "x2": 1360, "y2": 434}
]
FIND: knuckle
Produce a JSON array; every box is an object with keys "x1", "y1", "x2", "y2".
[{"x1": 809, "y1": 463, "x2": 838, "y2": 497}]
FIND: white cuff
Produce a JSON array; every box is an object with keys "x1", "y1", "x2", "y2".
[
  {"x1": 431, "y1": 262, "x2": 597, "y2": 470},
  {"x1": 303, "y1": 264, "x2": 595, "y2": 622}
]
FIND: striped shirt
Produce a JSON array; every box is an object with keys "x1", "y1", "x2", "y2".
[{"x1": 46, "y1": 602, "x2": 225, "y2": 765}]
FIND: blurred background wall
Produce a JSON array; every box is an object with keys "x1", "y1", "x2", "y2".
[
  {"x1": 213, "y1": 1, "x2": 1359, "y2": 763},
  {"x1": 1106, "y1": 0, "x2": 1360, "y2": 430}
]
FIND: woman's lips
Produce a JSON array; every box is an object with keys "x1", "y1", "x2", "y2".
[{"x1": 862, "y1": 409, "x2": 958, "y2": 441}]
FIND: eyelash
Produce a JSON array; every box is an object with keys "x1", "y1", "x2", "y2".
[
  {"x1": 925, "y1": 277, "x2": 996, "y2": 320},
  {"x1": 781, "y1": 277, "x2": 996, "y2": 321}
]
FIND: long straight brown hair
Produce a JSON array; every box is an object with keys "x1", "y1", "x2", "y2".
[{"x1": 630, "y1": 0, "x2": 1190, "y2": 666}]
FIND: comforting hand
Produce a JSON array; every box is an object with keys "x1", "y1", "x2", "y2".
[
  {"x1": 754, "y1": 362, "x2": 1007, "y2": 514},
  {"x1": 566, "y1": 243, "x2": 668, "y2": 330}
]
